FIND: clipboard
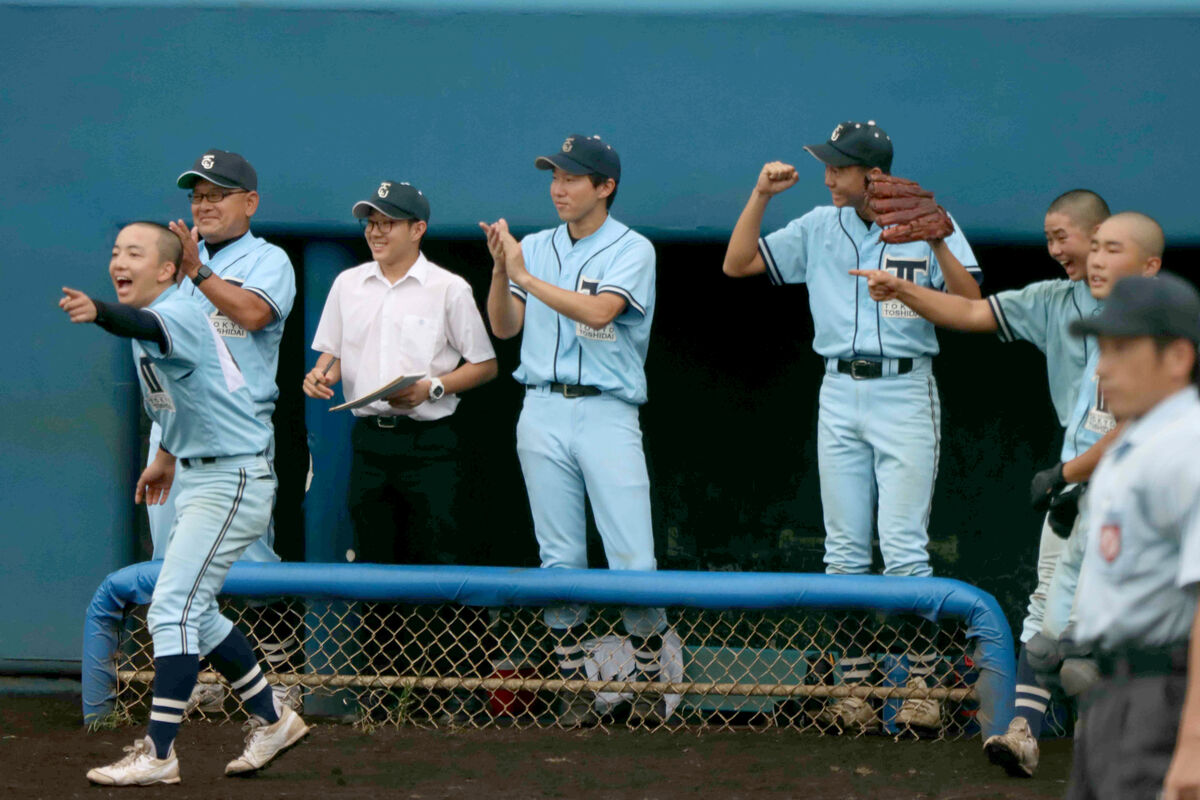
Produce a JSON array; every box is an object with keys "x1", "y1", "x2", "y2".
[{"x1": 329, "y1": 373, "x2": 426, "y2": 412}]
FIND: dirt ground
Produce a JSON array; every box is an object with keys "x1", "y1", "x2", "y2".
[{"x1": 1, "y1": 694, "x2": 1074, "y2": 800}]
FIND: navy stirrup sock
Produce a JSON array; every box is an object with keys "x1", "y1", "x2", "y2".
[
  {"x1": 205, "y1": 628, "x2": 280, "y2": 723},
  {"x1": 148, "y1": 654, "x2": 200, "y2": 759}
]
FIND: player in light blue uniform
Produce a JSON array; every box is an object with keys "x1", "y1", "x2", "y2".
[
  {"x1": 1063, "y1": 272, "x2": 1199, "y2": 800},
  {"x1": 146, "y1": 149, "x2": 296, "y2": 566},
  {"x1": 60, "y1": 223, "x2": 308, "y2": 787},
  {"x1": 854, "y1": 190, "x2": 1109, "y2": 772},
  {"x1": 483, "y1": 134, "x2": 667, "y2": 726},
  {"x1": 723, "y1": 122, "x2": 981, "y2": 732}
]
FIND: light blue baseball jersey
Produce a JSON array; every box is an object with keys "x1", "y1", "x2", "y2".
[
  {"x1": 759, "y1": 206, "x2": 979, "y2": 359},
  {"x1": 1073, "y1": 386, "x2": 1200, "y2": 649},
  {"x1": 1060, "y1": 344, "x2": 1115, "y2": 463},
  {"x1": 177, "y1": 231, "x2": 296, "y2": 417},
  {"x1": 986, "y1": 279, "x2": 1102, "y2": 429},
  {"x1": 510, "y1": 216, "x2": 655, "y2": 404},
  {"x1": 137, "y1": 286, "x2": 272, "y2": 459}
]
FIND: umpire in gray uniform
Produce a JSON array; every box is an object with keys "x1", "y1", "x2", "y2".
[{"x1": 1064, "y1": 273, "x2": 1200, "y2": 800}]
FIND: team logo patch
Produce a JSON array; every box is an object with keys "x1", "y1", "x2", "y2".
[
  {"x1": 880, "y1": 256, "x2": 929, "y2": 319},
  {"x1": 1085, "y1": 385, "x2": 1116, "y2": 435},
  {"x1": 201, "y1": 154, "x2": 215, "y2": 169},
  {"x1": 562, "y1": 137, "x2": 574, "y2": 153},
  {"x1": 831, "y1": 124, "x2": 846, "y2": 141},
  {"x1": 378, "y1": 181, "x2": 391, "y2": 198},
  {"x1": 138, "y1": 357, "x2": 176, "y2": 413},
  {"x1": 1099, "y1": 523, "x2": 1121, "y2": 563},
  {"x1": 575, "y1": 276, "x2": 617, "y2": 342},
  {"x1": 209, "y1": 309, "x2": 247, "y2": 338}
]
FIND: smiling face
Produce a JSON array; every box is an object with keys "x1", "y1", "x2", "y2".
[
  {"x1": 189, "y1": 178, "x2": 259, "y2": 244},
  {"x1": 363, "y1": 211, "x2": 424, "y2": 267},
  {"x1": 823, "y1": 164, "x2": 871, "y2": 209},
  {"x1": 1043, "y1": 211, "x2": 1092, "y2": 281},
  {"x1": 1086, "y1": 215, "x2": 1162, "y2": 300},
  {"x1": 109, "y1": 224, "x2": 177, "y2": 309}
]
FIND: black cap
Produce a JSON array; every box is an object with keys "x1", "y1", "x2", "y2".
[
  {"x1": 804, "y1": 121, "x2": 893, "y2": 172},
  {"x1": 352, "y1": 180, "x2": 430, "y2": 223},
  {"x1": 1070, "y1": 273, "x2": 1200, "y2": 342},
  {"x1": 177, "y1": 149, "x2": 258, "y2": 191},
  {"x1": 535, "y1": 134, "x2": 621, "y2": 181}
]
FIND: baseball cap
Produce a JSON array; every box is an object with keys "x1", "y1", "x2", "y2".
[
  {"x1": 176, "y1": 149, "x2": 258, "y2": 191},
  {"x1": 1070, "y1": 273, "x2": 1200, "y2": 342},
  {"x1": 352, "y1": 180, "x2": 430, "y2": 223},
  {"x1": 535, "y1": 134, "x2": 621, "y2": 182},
  {"x1": 804, "y1": 121, "x2": 893, "y2": 172}
]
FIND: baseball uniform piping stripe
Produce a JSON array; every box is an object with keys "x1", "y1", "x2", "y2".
[
  {"x1": 1015, "y1": 698, "x2": 1050, "y2": 711},
  {"x1": 757, "y1": 238, "x2": 783, "y2": 286},
  {"x1": 244, "y1": 286, "x2": 282, "y2": 322},
  {"x1": 177, "y1": 468, "x2": 247, "y2": 653},
  {"x1": 874, "y1": 247, "x2": 886, "y2": 357},
  {"x1": 145, "y1": 309, "x2": 174, "y2": 358},
  {"x1": 551, "y1": 237, "x2": 564, "y2": 383},
  {"x1": 230, "y1": 664, "x2": 264, "y2": 691},
  {"x1": 922, "y1": 375, "x2": 941, "y2": 529},
  {"x1": 150, "y1": 710, "x2": 185, "y2": 723},
  {"x1": 987, "y1": 295, "x2": 1016, "y2": 343},
  {"x1": 837, "y1": 211, "x2": 863, "y2": 357},
  {"x1": 152, "y1": 697, "x2": 188, "y2": 710},
  {"x1": 509, "y1": 283, "x2": 528, "y2": 302},
  {"x1": 597, "y1": 285, "x2": 644, "y2": 316},
  {"x1": 238, "y1": 675, "x2": 270, "y2": 700}
]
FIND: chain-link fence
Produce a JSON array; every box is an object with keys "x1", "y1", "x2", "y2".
[{"x1": 112, "y1": 598, "x2": 984, "y2": 739}]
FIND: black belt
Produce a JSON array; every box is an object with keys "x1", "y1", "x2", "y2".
[
  {"x1": 837, "y1": 358, "x2": 914, "y2": 380},
  {"x1": 358, "y1": 415, "x2": 452, "y2": 430},
  {"x1": 1096, "y1": 644, "x2": 1189, "y2": 678},
  {"x1": 179, "y1": 451, "x2": 265, "y2": 468},
  {"x1": 526, "y1": 383, "x2": 602, "y2": 398}
]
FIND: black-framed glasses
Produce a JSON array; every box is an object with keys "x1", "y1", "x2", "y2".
[
  {"x1": 360, "y1": 217, "x2": 406, "y2": 234},
  {"x1": 188, "y1": 189, "x2": 247, "y2": 204}
]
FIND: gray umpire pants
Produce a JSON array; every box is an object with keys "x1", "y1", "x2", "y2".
[{"x1": 1066, "y1": 671, "x2": 1186, "y2": 800}]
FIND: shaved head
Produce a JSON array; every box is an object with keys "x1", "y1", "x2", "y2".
[
  {"x1": 1047, "y1": 189, "x2": 1110, "y2": 231},
  {"x1": 124, "y1": 221, "x2": 183, "y2": 269},
  {"x1": 1103, "y1": 211, "x2": 1165, "y2": 260}
]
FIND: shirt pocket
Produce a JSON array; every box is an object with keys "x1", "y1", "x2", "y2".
[{"x1": 398, "y1": 315, "x2": 439, "y2": 368}]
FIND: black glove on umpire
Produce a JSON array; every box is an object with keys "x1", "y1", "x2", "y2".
[
  {"x1": 1030, "y1": 462, "x2": 1066, "y2": 512},
  {"x1": 1047, "y1": 483, "x2": 1085, "y2": 538}
]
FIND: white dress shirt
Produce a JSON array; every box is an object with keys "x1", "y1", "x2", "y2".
[{"x1": 312, "y1": 253, "x2": 495, "y2": 421}]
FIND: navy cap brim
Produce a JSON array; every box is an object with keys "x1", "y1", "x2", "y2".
[
  {"x1": 1069, "y1": 317, "x2": 1147, "y2": 339},
  {"x1": 534, "y1": 153, "x2": 593, "y2": 175},
  {"x1": 176, "y1": 170, "x2": 244, "y2": 190},
  {"x1": 802, "y1": 143, "x2": 862, "y2": 168},
  {"x1": 352, "y1": 200, "x2": 420, "y2": 221}
]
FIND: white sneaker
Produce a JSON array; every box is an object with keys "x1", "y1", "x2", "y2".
[
  {"x1": 86, "y1": 736, "x2": 181, "y2": 786},
  {"x1": 984, "y1": 716, "x2": 1040, "y2": 778},
  {"x1": 272, "y1": 683, "x2": 304, "y2": 714},
  {"x1": 895, "y1": 677, "x2": 942, "y2": 731},
  {"x1": 225, "y1": 705, "x2": 310, "y2": 777},
  {"x1": 185, "y1": 681, "x2": 227, "y2": 716},
  {"x1": 816, "y1": 696, "x2": 879, "y2": 732}
]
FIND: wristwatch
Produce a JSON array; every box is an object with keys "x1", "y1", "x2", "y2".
[
  {"x1": 191, "y1": 263, "x2": 213, "y2": 287},
  {"x1": 428, "y1": 377, "x2": 445, "y2": 402}
]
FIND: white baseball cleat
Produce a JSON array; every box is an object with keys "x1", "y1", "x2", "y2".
[
  {"x1": 984, "y1": 716, "x2": 1040, "y2": 778},
  {"x1": 895, "y1": 677, "x2": 942, "y2": 731},
  {"x1": 816, "y1": 696, "x2": 879, "y2": 732},
  {"x1": 86, "y1": 736, "x2": 181, "y2": 786},
  {"x1": 224, "y1": 705, "x2": 310, "y2": 777},
  {"x1": 185, "y1": 681, "x2": 227, "y2": 716}
]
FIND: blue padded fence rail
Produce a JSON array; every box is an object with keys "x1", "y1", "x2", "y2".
[{"x1": 82, "y1": 562, "x2": 1015, "y2": 737}]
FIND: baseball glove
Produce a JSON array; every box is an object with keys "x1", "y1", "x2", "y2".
[{"x1": 866, "y1": 174, "x2": 954, "y2": 244}]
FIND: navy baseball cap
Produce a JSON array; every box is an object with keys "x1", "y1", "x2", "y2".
[
  {"x1": 1070, "y1": 273, "x2": 1200, "y2": 342},
  {"x1": 804, "y1": 121, "x2": 893, "y2": 172},
  {"x1": 177, "y1": 149, "x2": 258, "y2": 191},
  {"x1": 352, "y1": 180, "x2": 430, "y2": 223},
  {"x1": 535, "y1": 134, "x2": 621, "y2": 181}
]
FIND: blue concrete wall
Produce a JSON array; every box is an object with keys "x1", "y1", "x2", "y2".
[{"x1": 3, "y1": 0, "x2": 1196, "y2": 666}]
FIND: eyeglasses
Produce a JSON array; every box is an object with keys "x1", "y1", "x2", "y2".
[
  {"x1": 360, "y1": 217, "x2": 409, "y2": 234},
  {"x1": 188, "y1": 189, "x2": 247, "y2": 204}
]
